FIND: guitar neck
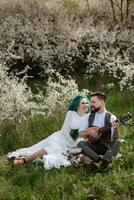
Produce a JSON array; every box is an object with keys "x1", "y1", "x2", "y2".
[{"x1": 91, "y1": 112, "x2": 132, "y2": 140}]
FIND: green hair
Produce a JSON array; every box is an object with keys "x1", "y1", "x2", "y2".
[{"x1": 67, "y1": 94, "x2": 90, "y2": 113}]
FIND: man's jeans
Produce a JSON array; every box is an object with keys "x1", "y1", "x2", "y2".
[
  {"x1": 110, "y1": 139, "x2": 123, "y2": 157},
  {"x1": 77, "y1": 139, "x2": 123, "y2": 162}
]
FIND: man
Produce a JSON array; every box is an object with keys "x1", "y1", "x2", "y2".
[{"x1": 78, "y1": 92, "x2": 122, "y2": 170}]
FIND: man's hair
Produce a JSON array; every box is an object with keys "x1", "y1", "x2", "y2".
[{"x1": 90, "y1": 91, "x2": 106, "y2": 102}]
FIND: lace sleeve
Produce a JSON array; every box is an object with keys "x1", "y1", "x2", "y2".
[{"x1": 61, "y1": 111, "x2": 73, "y2": 132}]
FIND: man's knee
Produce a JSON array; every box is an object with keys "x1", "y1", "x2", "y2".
[
  {"x1": 111, "y1": 139, "x2": 124, "y2": 157},
  {"x1": 113, "y1": 139, "x2": 123, "y2": 147}
]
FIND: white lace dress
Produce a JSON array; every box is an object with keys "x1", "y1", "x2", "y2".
[{"x1": 7, "y1": 111, "x2": 89, "y2": 169}]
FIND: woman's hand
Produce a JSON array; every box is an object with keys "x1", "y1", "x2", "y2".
[{"x1": 86, "y1": 127, "x2": 99, "y2": 138}]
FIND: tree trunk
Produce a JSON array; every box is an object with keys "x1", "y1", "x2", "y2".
[
  {"x1": 85, "y1": 0, "x2": 91, "y2": 14},
  {"x1": 109, "y1": 0, "x2": 117, "y2": 22},
  {"x1": 125, "y1": 0, "x2": 132, "y2": 22},
  {"x1": 120, "y1": 0, "x2": 124, "y2": 23}
]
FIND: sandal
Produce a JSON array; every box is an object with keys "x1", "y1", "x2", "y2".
[
  {"x1": 8, "y1": 156, "x2": 16, "y2": 166},
  {"x1": 8, "y1": 156, "x2": 26, "y2": 166}
]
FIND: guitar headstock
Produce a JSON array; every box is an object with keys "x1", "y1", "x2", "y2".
[{"x1": 119, "y1": 112, "x2": 133, "y2": 123}]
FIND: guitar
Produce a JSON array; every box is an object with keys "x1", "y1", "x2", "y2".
[{"x1": 89, "y1": 112, "x2": 133, "y2": 142}]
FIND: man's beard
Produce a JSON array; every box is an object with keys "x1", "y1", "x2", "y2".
[{"x1": 91, "y1": 106, "x2": 100, "y2": 113}]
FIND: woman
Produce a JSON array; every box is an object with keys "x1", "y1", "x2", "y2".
[{"x1": 7, "y1": 94, "x2": 90, "y2": 169}]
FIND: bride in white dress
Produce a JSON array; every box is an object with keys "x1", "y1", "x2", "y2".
[{"x1": 7, "y1": 94, "x2": 90, "y2": 169}]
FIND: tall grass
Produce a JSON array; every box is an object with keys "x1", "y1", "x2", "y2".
[{"x1": 0, "y1": 90, "x2": 134, "y2": 200}]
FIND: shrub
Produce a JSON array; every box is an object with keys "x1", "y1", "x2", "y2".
[
  {"x1": 41, "y1": 69, "x2": 79, "y2": 117},
  {"x1": 0, "y1": 64, "x2": 79, "y2": 123},
  {"x1": 0, "y1": 64, "x2": 35, "y2": 124},
  {"x1": 0, "y1": 0, "x2": 133, "y2": 91},
  {"x1": 70, "y1": 27, "x2": 134, "y2": 90}
]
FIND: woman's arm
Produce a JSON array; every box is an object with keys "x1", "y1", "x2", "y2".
[
  {"x1": 61, "y1": 111, "x2": 72, "y2": 132},
  {"x1": 79, "y1": 127, "x2": 99, "y2": 138}
]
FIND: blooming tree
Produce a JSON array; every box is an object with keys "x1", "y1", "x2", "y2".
[
  {"x1": 0, "y1": 64, "x2": 35, "y2": 123},
  {"x1": 0, "y1": 65, "x2": 80, "y2": 123},
  {"x1": 74, "y1": 27, "x2": 134, "y2": 90},
  {"x1": 35, "y1": 69, "x2": 79, "y2": 117}
]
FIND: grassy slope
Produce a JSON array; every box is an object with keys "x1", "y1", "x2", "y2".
[{"x1": 0, "y1": 91, "x2": 134, "y2": 200}]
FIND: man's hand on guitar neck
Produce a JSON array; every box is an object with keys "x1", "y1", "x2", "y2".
[
  {"x1": 112, "y1": 122, "x2": 120, "y2": 139},
  {"x1": 112, "y1": 121, "x2": 120, "y2": 129}
]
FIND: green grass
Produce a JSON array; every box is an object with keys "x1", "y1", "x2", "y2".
[{"x1": 0, "y1": 91, "x2": 134, "y2": 200}]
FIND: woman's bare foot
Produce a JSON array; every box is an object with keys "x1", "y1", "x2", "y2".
[
  {"x1": 13, "y1": 158, "x2": 25, "y2": 165},
  {"x1": 13, "y1": 157, "x2": 26, "y2": 165}
]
